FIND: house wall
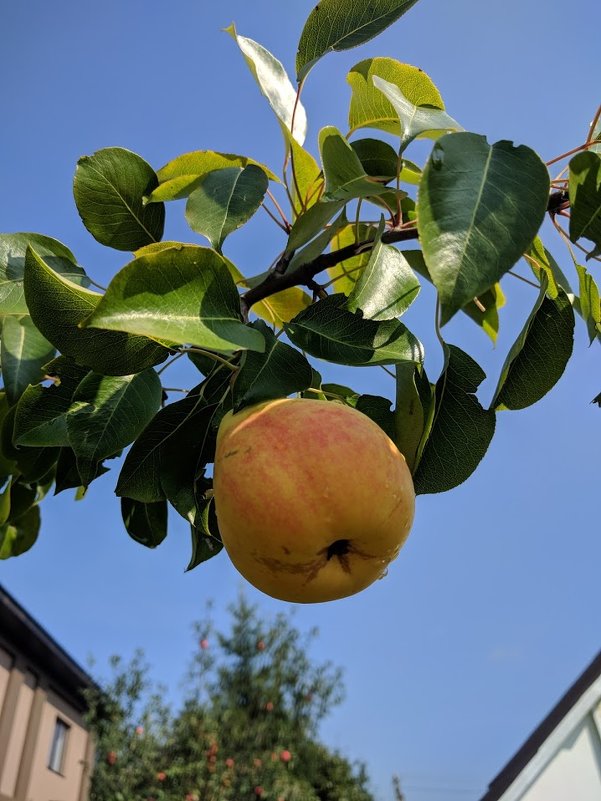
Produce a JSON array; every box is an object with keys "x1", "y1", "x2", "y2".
[
  {"x1": 521, "y1": 712, "x2": 601, "y2": 801},
  {"x1": 0, "y1": 670, "x2": 35, "y2": 798},
  {"x1": 0, "y1": 648, "x2": 13, "y2": 712}
]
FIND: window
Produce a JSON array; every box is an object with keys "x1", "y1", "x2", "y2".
[{"x1": 48, "y1": 718, "x2": 69, "y2": 773}]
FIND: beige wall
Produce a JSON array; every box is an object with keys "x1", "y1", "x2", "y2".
[
  {"x1": 0, "y1": 670, "x2": 35, "y2": 798},
  {"x1": 0, "y1": 648, "x2": 13, "y2": 715},
  {"x1": 25, "y1": 689, "x2": 90, "y2": 801}
]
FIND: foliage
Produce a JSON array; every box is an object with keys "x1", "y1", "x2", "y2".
[
  {"x1": 85, "y1": 596, "x2": 374, "y2": 801},
  {"x1": 1, "y1": 0, "x2": 599, "y2": 573}
]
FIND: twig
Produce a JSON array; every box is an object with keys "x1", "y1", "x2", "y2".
[
  {"x1": 266, "y1": 188, "x2": 291, "y2": 231},
  {"x1": 508, "y1": 268, "x2": 540, "y2": 289},
  {"x1": 586, "y1": 103, "x2": 601, "y2": 144},
  {"x1": 179, "y1": 347, "x2": 238, "y2": 371},
  {"x1": 546, "y1": 141, "x2": 598, "y2": 167},
  {"x1": 380, "y1": 365, "x2": 396, "y2": 379},
  {"x1": 162, "y1": 387, "x2": 190, "y2": 394},
  {"x1": 261, "y1": 203, "x2": 289, "y2": 232},
  {"x1": 157, "y1": 352, "x2": 184, "y2": 376}
]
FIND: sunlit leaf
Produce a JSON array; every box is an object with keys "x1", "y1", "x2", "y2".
[
  {"x1": 0, "y1": 505, "x2": 40, "y2": 559},
  {"x1": 350, "y1": 138, "x2": 399, "y2": 181},
  {"x1": 576, "y1": 263, "x2": 601, "y2": 343},
  {"x1": 569, "y1": 151, "x2": 601, "y2": 259},
  {"x1": 319, "y1": 126, "x2": 389, "y2": 201}
]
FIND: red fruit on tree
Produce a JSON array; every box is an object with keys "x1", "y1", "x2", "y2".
[
  {"x1": 199, "y1": 638, "x2": 209, "y2": 650},
  {"x1": 256, "y1": 640, "x2": 266, "y2": 651},
  {"x1": 280, "y1": 749, "x2": 292, "y2": 763},
  {"x1": 156, "y1": 771, "x2": 167, "y2": 782},
  {"x1": 225, "y1": 757, "x2": 235, "y2": 768},
  {"x1": 254, "y1": 787, "x2": 264, "y2": 797},
  {"x1": 106, "y1": 751, "x2": 117, "y2": 766},
  {"x1": 265, "y1": 701, "x2": 274, "y2": 712},
  {"x1": 135, "y1": 725, "x2": 144, "y2": 735}
]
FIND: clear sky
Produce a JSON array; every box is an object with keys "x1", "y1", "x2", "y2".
[{"x1": 1, "y1": 2, "x2": 600, "y2": 800}]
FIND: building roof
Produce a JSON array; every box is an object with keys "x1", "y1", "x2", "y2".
[
  {"x1": 0, "y1": 583, "x2": 96, "y2": 712},
  {"x1": 479, "y1": 649, "x2": 601, "y2": 801}
]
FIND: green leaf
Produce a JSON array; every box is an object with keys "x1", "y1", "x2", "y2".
[
  {"x1": 232, "y1": 321, "x2": 313, "y2": 412},
  {"x1": 350, "y1": 138, "x2": 399, "y2": 182},
  {"x1": 0, "y1": 233, "x2": 89, "y2": 317},
  {"x1": 355, "y1": 394, "x2": 395, "y2": 440},
  {"x1": 347, "y1": 57, "x2": 443, "y2": 136},
  {"x1": 0, "y1": 505, "x2": 40, "y2": 559},
  {"x1": 393, "y1": 362, "x2": 428, "y2": 471},
  {"x1": 1, "y1": 316, "x2": 55, "y2": 404},
  {"x1": 185, "y1": 166, "x2": 269, "y2": 251},
  {"x1": 284, "y1": 130, "x2": 323, "y2": 215},
  {"x1": 418, "y1": 133, "x2": 550, "y2": 324},
  {"x1": 576, "y1": 263, "x2": 601, "y2": 343},
  {"x1": 14, "y1": 357, "x2": 89, "y2": 447},
  {"x1": 569, "y1": 151, "x2": 601, "y2": 259},
  {"x1": 24, "y1": 247, "x2": 169, "y2": 375},
  {"x1": 285, "y1": 293, "x2": 423, "y2": 365},
  {"x1": 347, "y1": 220, "x2": 420, "y2": 319},
  {"x1": 121, "y1": 497, "x2": 167, "y2": 549},
  {"x1": 66, "y1": 369, "x2": 162, "y2": 486},
  {"x1": 187, "y1": 495, "x2": 223, "y2": 572},
  {"x1": 286, "y1": 199, "x2": 345, "y2": 255},
  {"x1": 525, "y1": 237, "x2": 573, "y2": 297},
  {"x1": 73, "y1": 147, "x2": 165, "y2": 251},
  {"x1": 296, "y1": 0, "x2": 420, "y2": 82},
  {"x1": 226, "y1": 24, "x2": 307, "y2": 145},
  {"x1": 287, "y1": 209, "x2": 349, "y2": 274},
  {"x1": 148, "y1": 151, "x2": 279, "y2": 203},
  {"x1": 372, "y1": 77, "x2": 462, "y2": 149},
  {"x1": 589, "y1": 111, "x2": 601, "y2": 155},
  {"x1": 492, "y1": 279, "x2": 575, "y2": 411},
  {"x1": 319, "y1": 127, "x2": 389, "y2": 201},
  {"x1": 83, "y1": 245, "x2": 264, "y2": 353},
  {"x1": 327, "y1": 223, "x2": 377, "y2": 294},
  {"x1": 414, "y1": 346, "x2": 496, "y2": 494}
]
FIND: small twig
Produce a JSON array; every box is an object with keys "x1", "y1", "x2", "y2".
[
  {"x1": 546, "y1": 141, "x2": 598, "y2": 167},
  {"x1": 287, "y1": 81, "x2": 306, "y2": 211},
  {"x1": 508, "y1": 268, "x2": 540, "y2": 289},
  {"x1": 179, "y1": 347, "x2": 238, "y2": 371},
  {"x1": 262, "y1": 202, "x2": 289, "y2": 232},
  {"x1": 473, "y1": 297, "x2": 486, "y2": 313},
  {"x1": 157, "y1": 352, "x2": 184, "y2": 376},
  {"x1": 162, "y1": 387, "x2": 190, "y2": 394},
  {"x1": 266, "y1": 188, "x2": 291, "y2": 231},
  {"x1": 380, "y1": 365, "x2": 396, "y2": 379},
  {"x1": 88, "y1": 278, "x2": 107, "y2": 292},
  {"x1": 586, "y1": 103, "x2": 601, "y2": 144}
]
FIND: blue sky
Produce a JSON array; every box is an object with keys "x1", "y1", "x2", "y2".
[{"x1": 1, "y1": 1, "x2": 600, "y2": 799}]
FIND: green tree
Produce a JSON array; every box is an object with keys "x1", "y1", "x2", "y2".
[
  {"x1": 1, "y1": 0, "x2": 599, "y2": 576},
  {"x1": 85, "y1": 596, "x2": 375, "y2": 801}
]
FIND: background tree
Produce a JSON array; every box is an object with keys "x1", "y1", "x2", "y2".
[{"x1": 85, "y1": 596, "x2": 376, "y2": 801}]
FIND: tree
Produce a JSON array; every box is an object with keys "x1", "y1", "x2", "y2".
[
  {"x1": 0, "y1": 0, "x2": 599, "y2": 569},
  {"x1": 85, "y1": 596, "x2": 375, "y2": 801}
]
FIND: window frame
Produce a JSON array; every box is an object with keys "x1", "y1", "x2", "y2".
[{"x1": 48, "y1": 716, "x2": 70, "y2": 775}]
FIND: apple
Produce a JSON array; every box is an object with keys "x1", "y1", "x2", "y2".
[
  {"x1": 280, "y1": 750, "x2": 292, "y2": 763},
  {"x1": 199, "y1": 638, "x2": 209, "y2": 650},
  {"x1": 135, "y1": 725, "x2": 144, "y2": 735},
  {"x1": 213, "y1": 398, "x2": 415, "y2": 603},
  {"x1": 156, "y1": 771, "x2": 167, "y2": 782},
  {"x1": 225, "y1": 757, "x2": 235, "y2": 768}
]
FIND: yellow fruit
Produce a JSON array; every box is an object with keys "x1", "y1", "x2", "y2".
[{"x1": 213, "y1": 398, "x2": 415, "y2": 603}]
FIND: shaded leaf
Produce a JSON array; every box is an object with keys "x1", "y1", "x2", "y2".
[
  {"x1": 284, "y1": 129, "x2": 323, "y2": 215},
  {"x1": 24, "y1": 248, "x2": 169, "y2": 375},
  {"x1": 319, "y1": 127, "x2": 389, "y2": 201},
  {"x1": 569, "y1": 151, "x2": 601, "y2": 259},
  {"x1": 296, "y1": 0, "x2": 420, "y2": 82},
  {"x1": 355, "y1": 394, "x2": 395, "y2": 440},
  {"x1": 285, "y1": 293, "x2": 423, "y2": 365},
  {"x1": 121, "y1": 497, "x2": 167, "y2": 548},
  {"x1": 187, "y1": 494, "x2": 223, "y2": 571},
  {"x1": 0, "y1": 505, "x2": 40, "y2": 559},
  {"x1": 350, "y1": 138, "x2": 399, "y2": 181},
  {"x1": 414, "y1": 346, "x2": 496, "y2": 494},
  {"x1": 286, "y1": 199, "x2": 345, "y2": 254},
  {"x1": 418, "y1": 133, "x2": 550, "y2": 324},
  {"x1": 185, "y1": 166, "x2": 268, "y2": 250},
  {"x1": 73, "y1": 147, "x2": 165, "y2": 250},
  {"x1": 393, "y1": 362, "x2": 427, "y2": 471},
  {"x1": 576, "y1": 263, "x2": 601, "y2": 343},
  {"x1": 83, "y1": 245, "x2": 264, "y2": 353},
  {"x1": 288, "y1": 209, "x2": 349, "y2": 273},
  {"x1": 232, "y1": 321, "x2": 313, "y2": 412},
  {"x1": 327, "y1": 223, "x2": 377, "y2": 294},
  {"x1": 525, "y1": 237, "x2": 573, "y2": 298},
  {"x1": 1, "y1": 316, "x2": 55, "y2": 404}
]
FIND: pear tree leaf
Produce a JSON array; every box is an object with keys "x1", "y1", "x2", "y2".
[
  {"x1": 0, "y1": 394, "x2": 17, "y2": 478},
  {"x1": 226, "y1": 24, "x2": 307, "y2": 145},
  {"x1": 589, "y1": 111, "x2": 601, "y2": 155},
  {"x1": 185, "y1": 166, "x2": 269, "y2": 251},
  {"x1": 392, "y1": 362, "x2": 427, "y2": 472},
  {"x1": 1, "y1": 316, "x2": 55, "y2": 404},
  {"x1": 347, "y1": 219, "x2": 420, "y2": 320},
  {"x1": 83, "y1": 245, "x2": 265, "y2": 353},
  {"x1": 148, "y1": 151, "x2": 279, "y2": 203},
  {"x1": 373, "y1": 77, "x2": 462, "y2": 150},
  {"x1": 492, "y1": 278, "x2": 575, "y2": 410},
  {"x1": 296, "y1": 0, "x2": 420, "y2": 82},
  {"x1": 355, "y1": 394, "x2": 395, "y2": 440},
  {"x1": 525, "y1": 237, "x2": 573, "y2": 298},
  {"x1": 414, "y1": 346, "x2": 496, "y2": 494},
  {"x1": 232, "y1": 321, "x2": 313, "y2": 412},
  {"x1": 286, "y1": 198, "x2": 346, "y2": 254},
  {"x1": 347, "y1": 57, "x2": 444, "y2": 136},
  {"x1": 66, "y1": 369, "x2": 162, "y2": 486},
  {"x1": 14, "y1": 357, "x2": 89, "y2": 447},
  {"x1": 285, "y1": 293, "x2": 423, "y2": 365},
  {"x1": 24, "y1": 248, "x2": 169, "y2": 375},
  {"x1": 327, "y1": 223, "x2": 378, "y2": 294},
  {"x1": 187, "y1": 491, "x2": 223, "y2": 571},
  {"x1": 418, "y1": 133, "x2": 550, "y2": 324},
  {"x1": 121, "y1": 497, "x2": 168, "y2": 549},
  {"x1": 282, "y1": 127, "x2": 323, "y2": 215},
  {"x1": 569, "y1": 151, "x2": 601, "y2": 258},
  {"x1": 0, "y1": 505, "x2": 40, "y2": 559},
  {"x1": 350, "y1": 138, "x2": 399, "y2": 181},
  {"x1": 0, "y1": 233, "x2": 89, "y2": 317},
  {"x1": 73, "y1": 147, "x2": 165, "y2": 251},
  {"x1": 288, "y1": 209, "x2": 349, "y2": 274},
  {"x1": 319, "y1": 127, "x2": 390, "y2": 201},
  {"x1": 576, "y1": 264, "x2": 601, "y2": 343}
]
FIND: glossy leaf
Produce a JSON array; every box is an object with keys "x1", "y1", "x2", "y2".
[
  {"x1": 0, "y1": 233, "x2": 89, "y2": 317},
  {"x1": 296, "y1": 0, "x2": 420, "y2": 82},
  {"x1": 525, "y1": 237, "x2": 573, "y2": 298},
  {"x1": 232, "y1": 321, "x2": 313, "y2": 412},
  {"x1": 73, "y1": 147, "x2": 165, "y2": 251},
  {"x1": 347, "y1": 220, "x2": 420, "y2": 320},
  {"x1": 0, "y1": 505, "x2": 40, "y2": 559},
  {"x1": 1, "y1": 316, "x2": 55, "y2": 404},
  {"x1": 327, "y1": 223, "x2": 377, "y2": 294},
  {"x1": 569, "y1": 151, "x2": 601, "y2": 259},
  {"x1": 66, "y1": 369, "x2": 162, "y2": 486},
  {"x1": 373, "y1": 77, "x2": 462, "y2": 149},
  {"x1": 285, "y1": 293, "x2": 423, "y2": 365},
  {"x1": 187, "y1": 495, "x2": 223, "y2": 572},
  {"x1": 418, "y1": 133, "x2": 550, "y2": 324},
  {"x1": 414, "y1": 346, "x2": 496, "y2": 494},
  {"x1": 185, "y1": 166, "x2": 269, "y2": 250},
  {"x1": 24, "y1": 248, "x2": 169, "y2": 375},
  {"x1": 226, "y1": 24, "x2": 307, "y2": 145},
  {"x1": 148, "y1": 151, "x2": 279, "y2": 203},
  {"x1": 284, "y1": 129, "x2": 323, "y2": 215},
  {"x1": 286, "y1": 199, "x2": 345, "y2": 254},
  {"x1": 355, "y1": 394, "x2": 395, "y2": 440},
  {"x1": 393, "y1": 362, "x2": 427, "y2": 471},
  {"x1": 287, "y1": 209, "x2": 349, "y2": 274},
  {"x1": 576, "y1": 264, "x2": 601, "y2": 343},
  {"x1": 83, "y1": 245, "x2": 265, "y2": 353},
  {"x1": 121, "y1": 497, "x2": 167, "y2": 548},
  {"x1": 14, "y1": 357, "x2": 89, "y2": 447},
  {"x1": 347, "y1": 57, "x2": 443, "y2": 136},
  {"x1": 319, "y1": 127, "x2": 389, "y2": 201},
  {"x1": 350, "y1": 138, "x2": 399, "y2": 181},
  {"x1": 492, "y1": 279, "x2": 575, "y2": 411}
]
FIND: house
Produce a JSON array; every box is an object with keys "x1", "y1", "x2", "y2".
[
  {"x1": 0, "y1": 584, "x2": 95, "y2": 801},
  {"x1": 479, "y1": 649, "x2": 601, "y2": 801}
]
